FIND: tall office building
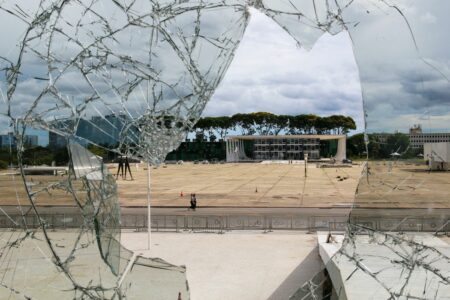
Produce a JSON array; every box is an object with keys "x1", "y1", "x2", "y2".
[
  {"x1": 49, "y1": 131, "x2": 68, "y2": 149},
  {"x1": 0, "y1": 133, "x2": 17, "y2": 149}
]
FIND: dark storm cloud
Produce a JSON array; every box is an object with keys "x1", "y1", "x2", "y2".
[
  {"x1": 360, "y1": 59, "x2": 450, "y2": 132},
  {"x1": 401, "y1": 75, "x2": 450, "y2": 107}
]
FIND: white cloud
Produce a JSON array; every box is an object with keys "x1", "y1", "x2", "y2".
[
  {"x1": 204, "y1": 4, "x2": 450, "y2": 135},
  {"x1": 420, "y1": 12, "x2": 437, "y2": 24},
  {"x1": 204, "y1": 8, "x2": 364, "y2": 133}
]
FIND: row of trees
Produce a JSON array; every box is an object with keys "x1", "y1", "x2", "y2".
[
  {"x1": 0, "y1": 146, "x2": 71, "y2": 167},
  {"x1": 0, "y1": 144, "x2": 112, "y2": 168},
  {"x1": 347, "y1": 133, "x2": 421, "y2": 159},
  {"x1": 193, "y1": 112, "x2": 356, "y2": 141}
]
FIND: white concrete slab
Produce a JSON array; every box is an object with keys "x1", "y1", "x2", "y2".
[
  {"x1": 122, "y1": 231, "x2": 319, "y2": 300},
  {"x1": 318, "y1": 233, "x2": 450, "y2": 300}
]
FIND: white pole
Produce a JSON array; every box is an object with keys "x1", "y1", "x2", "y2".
[
  {"x1": 147, "y1": 161, "x2": 151, "y2": 250},
  {"x1": 304, "y1": 153, "x2": 308, "y2": 178}
]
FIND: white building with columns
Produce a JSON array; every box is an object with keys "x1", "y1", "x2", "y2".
[{"x1": 225, "y1": 135, "x2": 347, "y2": 163}]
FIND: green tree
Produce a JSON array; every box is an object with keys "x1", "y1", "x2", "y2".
[
  {"x1": 289, "y1": 114, "x2": 319, "y2": 134},
  {"x1": 87, "y1": 145, "x2": 108, "y2": 159},
  {"x1": 248, "y1": 112, "x2": 277, "y2": 135},
  {"x1": 315, "y1": 116, "x2": 333, "y2": 134},
  {"x1": 22, "y1": 146, "x2": 53, "y2": 165},
  {"x1": 0, "y1": 160, "x2": 8, "y2": 169},
  {"x1": 231, "y1": 113, "x2": 255, "y2": 135},
  {"x1": 341, "y1": 116, "x2": 357, "y2": 134},
  {"x1": 273, "y1": 115, "x2": 289, "y2": 135},
  {"x1": 192, "y1": 113, "x2": 357, "y2": 140},
  {"x1": 193, "y1": 117, "x2": 210, "y2": 140},
  {"x1": 380, "y1": 133, "x2": 410, "y2": 158},
  {"x1": 347, "y1": 133, "x2": 366, "y2": 158},
  {"x1": 213, "y1": 116, "x2": 233, "y2": 140}
]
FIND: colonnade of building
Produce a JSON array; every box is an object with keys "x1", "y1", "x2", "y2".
[
  {"x1": 335, "y1": 137, "x2": 346, "y2": 162},
  {"x1": 225, "y1": 139, "x2": 247, "y2": 162},
  {"x1": 225, "y1": 135, "x2": 347, "y2": 163}
]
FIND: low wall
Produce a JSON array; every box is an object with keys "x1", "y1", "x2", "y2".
[{"x1": 0, "y1": 214, "x2": 448, "y2": 234}]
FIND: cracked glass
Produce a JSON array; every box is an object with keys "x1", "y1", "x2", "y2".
[{"x1": 0, "y1": 0, "x2": 449, "y2": 299}]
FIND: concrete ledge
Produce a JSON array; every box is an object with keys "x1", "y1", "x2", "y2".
[
  {"x1": 317, "y1": 233, "x2": 348, "y2": 299},
  {"x1": 318, "y1": 233, "x2": 450, "y2": 299},
  {"x1": 317, "y1": 232, "x2": 344, "y2": 264}
]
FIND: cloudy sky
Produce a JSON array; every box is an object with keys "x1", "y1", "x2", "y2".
[
  {"x1": 203, "y1": 8, "x2": 364, "y2": 132},
  {"x1": 1, "y1": 1, "x2": 449, "y2": 142}
]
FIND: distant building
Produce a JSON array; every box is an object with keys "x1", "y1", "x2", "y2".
[
  {"x1": 409, "y1": 125, "x2": 450, "y2": 149},
  {"x1": 409, "y1": 124, "x2": 422, "y2": 135},
  {"x1": 49, "y1": 131, "x2": 68, "y2": 149},
  {"x1": 370, "y1": 125, "x2": 450, "y2": 151},
  {"x1": 76, "y1": 114, "x2": 127, "y2": 146},
  {"x1": 225, "y1": 135, "x2": 346, "y2": 162},
  {"x1": 0, "y1": 133, "x2": 17, "y2": 149},
  {"x1": 0, "y1": 133, "x2": 38, "y2": 148},
  {"x1": 0, "y1": 133, "x2": 16, "y2": 148},
  {"x1": 24, "y1": 135, "x2": 38, "y2": 147}
]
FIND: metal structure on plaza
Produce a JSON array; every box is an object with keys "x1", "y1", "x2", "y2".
[{"x1": 0, "y1": 0, "x2": 449, "y2": 299}]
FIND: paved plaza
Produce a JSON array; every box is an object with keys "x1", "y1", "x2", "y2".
[
  {"x1": 116, "y1": 162, "x2": 361, "y2": 207},
  {"x1": 354, "y1": 162, "x2": 450, "y2": 209},
  {"x1": 1, "y1": 161, "x2": 449, "y2": 209}
]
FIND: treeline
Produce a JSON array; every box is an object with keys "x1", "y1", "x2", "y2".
[
  {"x1": 192, "y1": 112, "x2": 356, "y2": 141},
  {"x1": 0, "y1": 144, "x2": 111, "y2": 169},
  {"x1": 347, "y1": 133, "x2": 421, "y2": 159}
]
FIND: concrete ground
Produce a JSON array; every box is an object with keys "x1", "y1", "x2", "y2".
[
  {"x1": 1, "y1": 161, "x2": 449, "y2": 209},
  {"x1": 439, "y1": 236, "x2": 450, "y2": 244},
  {"x1": 122, "y1": 231, "x2": 323, "y2": 300},
  {"x1": 0, "y1": 162, "x2": 361, "y2": 207},
  {"x1": 354, "y1": 161, "x2": 450, "y2": 208},
  {"x1": 115, "y1": 163, "x2": 361, "y2": 207},
  {"x1": 0, "y1": 230, "x2": 190, "y2": 300}
]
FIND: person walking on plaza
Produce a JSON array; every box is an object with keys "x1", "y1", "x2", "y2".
[
  {"x1": 116, "y1": 156, "x2": 124, "y2": 179},
  {"x1": 124, "y1": 156, "x2": 134, "y2": 180},
  {"x1": 192, "y1": 193, "x2": 197, "y2": 210},
  {"x1": 189, "y1": 193, "x2": 195, "y2": 210},
  {"x1": 189, "y1": 193, "x2": 197, "y2": 211}
]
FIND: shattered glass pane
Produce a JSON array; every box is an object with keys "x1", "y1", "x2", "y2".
[
  {"x1": 0, "y1": 0, "x2": 249, "y2": 164},
  {"x1": 0, "y1": 138, "x2": 189, "y2": 298},
  {"x1": 253, "y1": 1, "x2": 450, "y2": 299},
  {"x1": 1, "y1": 0, "x2": 449, "y2": 299},
  {"x1": 0, "y1": 1, "x2": 248, "y2": 297}
]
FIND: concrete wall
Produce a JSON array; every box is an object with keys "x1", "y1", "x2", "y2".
[{"x1": 334, "y1": 137, "x2": 347, "y2": 162}]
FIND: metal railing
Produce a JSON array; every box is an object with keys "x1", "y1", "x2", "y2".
[{"x1": 0, "y1": 214, "x2": 448, "y2": 234}]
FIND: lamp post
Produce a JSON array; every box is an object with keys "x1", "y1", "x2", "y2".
[
  {"x1": 304, "y1": 153, "x2": 308, "y2": 178},
  {"x1": 147, "y1": 162, "x2": 151, "y2": 250}
]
